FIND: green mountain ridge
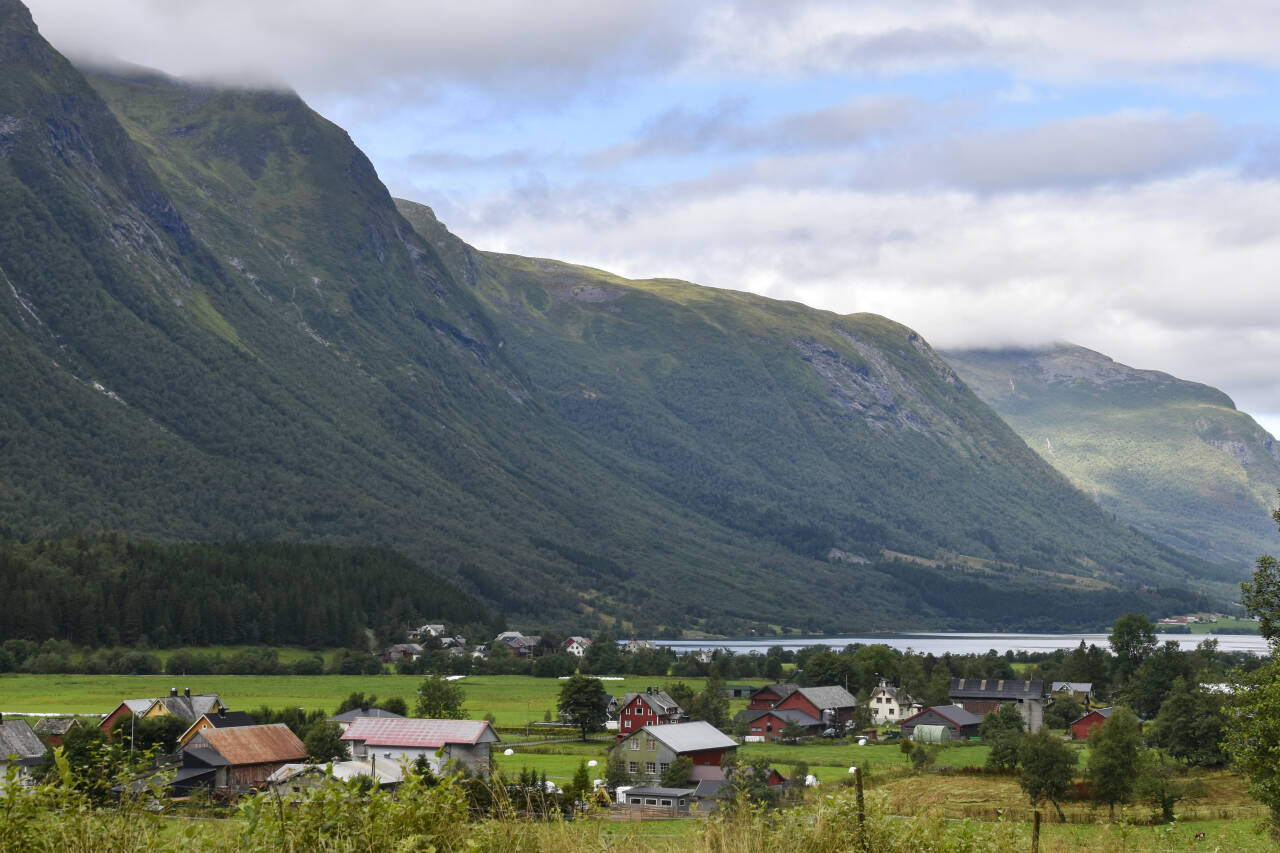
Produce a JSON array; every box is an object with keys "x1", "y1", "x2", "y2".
[
  {"x1": 0, "y1": 0, "x2": 1233, "y2": 634},
  {"x1": 942, "y1": 344, "x2": 1280, "y2": 566}
]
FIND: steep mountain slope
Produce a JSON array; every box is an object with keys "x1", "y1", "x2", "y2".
[
  {"x1": 943, "y1": 344, "x2": 1280, "y2": 567},
  {"x1": 0, "y1": 0, "x2": 1227, "y2": 632}
]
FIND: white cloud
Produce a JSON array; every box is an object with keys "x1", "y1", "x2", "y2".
[{"x1": 441, "y1": 170, "x2": 1280, "y2": 428}]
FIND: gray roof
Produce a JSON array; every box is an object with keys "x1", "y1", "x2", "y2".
[
  {"x1": 733, "y1": 708, "x2": 822, "y2": 727},
  {"x1": 795, "y1": 685, "x2": 858, "y2": 710},
  {"x1": 623, "y1": 690, "x2": 682, "y2": 716},
  {"x1": 1072, "y1": 707, "x2": 1115, "y2": 725},
  {"x1": 694, "y1": 778, "x2": 727, "y2": 798},
  {"x1": 909, "y1": 705, "x2": 983, "y2": 727},
  {"x1": 625, "y1": 785, "x2": 697, "y2": 797},
  {"x1": 202, "y1": 711, "x2": 257, "y2": 729},
  {"x1": 1051, "y1": 682, "x2": 1092, "y2": 694},
  {"x1": 151, "y1": 693, "x2": 227, "y2": 722},
  {"x1": 949, "y1": 679, "x2": 1043, "y2": 700},
  {"x1": 33, "y1": 717, "x2": 81, "y2": 736},
  {"x1": 641, "y1": 721, "x2": 737, "y2": 754},
  {"x1": 752, "y1": 683, "x2": 800, "y2": 701},
  {"x1": 182, "y1": 747, "x2": 230, "y2": 767},
  {"x1": 328, "y1": 707, "x2": 406, "y2": 724},
  {"x1": 0, "y1": 720, "x2": 46, "y2": 763}
]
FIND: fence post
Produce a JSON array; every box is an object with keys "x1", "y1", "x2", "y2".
[
  {"x1": 1031, "y1": 808, "x2": 1040, "y2": 853},
  {"x1": 855, "y1": 766, "x2": 866, "y2": 850}
]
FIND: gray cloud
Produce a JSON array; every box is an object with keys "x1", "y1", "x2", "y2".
[{"x1": 24, "y1": 0, "x2": 689, "y2": 100}]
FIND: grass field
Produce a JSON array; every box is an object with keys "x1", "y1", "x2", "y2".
[{"x1": 0, "y1": 673, "x2": 757, "y2": 726}]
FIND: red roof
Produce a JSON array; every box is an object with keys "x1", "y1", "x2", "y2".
[{"x1": 340, "y1": 718, "x2": 498, "y2": 748}]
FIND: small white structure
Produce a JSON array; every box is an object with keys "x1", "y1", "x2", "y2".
[{"x1": 562, "y1": 636, "x2": 593, "y2": 657}]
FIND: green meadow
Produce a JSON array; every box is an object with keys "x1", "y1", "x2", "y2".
[{"x1": 0, "y1": 673, "x2": 762, "y2": 727}]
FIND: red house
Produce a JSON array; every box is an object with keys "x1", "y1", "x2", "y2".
[
  {"x1": 746, "y1": 683, "x2": 859, "y2": 729},
  {"x1": 616, "y1": 687, "x2": 684, "y2": 739}
]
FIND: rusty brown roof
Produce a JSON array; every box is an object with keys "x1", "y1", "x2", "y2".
[{"x1": 200, "y1": 724, "x2": 306, "y2": 766}]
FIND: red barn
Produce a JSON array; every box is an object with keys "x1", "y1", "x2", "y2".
[{"x1": 1070, "y1": 707, "x2": 1141, "y2": 741}]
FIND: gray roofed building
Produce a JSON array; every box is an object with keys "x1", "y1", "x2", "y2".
[
  {"x1": 640, "y1": 721, "x2": 736, "y2": 754},
  {"x1": 899, "y1": 704, "x2": 983, "y2": 741},
  {"x1": 794, "y1": 685, "x2": 858, "y2": 711},
  {"x1": 949, "y1": 678, "x2": 1046, "y2": 733},
  {"x1": 0, "y1": 716, "x2": 46, "y2": 774},
  {"x1": 148, "y1": 689, "x2": 228, "y2": 722},
  {"x1": 32, "y1": 716, "x2": 81, "y2": 742}
]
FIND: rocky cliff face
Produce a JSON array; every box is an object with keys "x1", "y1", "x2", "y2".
[{"x1": 944, "y1": 343, "x2": 1280, "y2": 566}]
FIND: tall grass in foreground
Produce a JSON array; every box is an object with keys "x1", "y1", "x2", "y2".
[{"x1": 2, "y1": 759, "x2": 1274, "y2": 853}]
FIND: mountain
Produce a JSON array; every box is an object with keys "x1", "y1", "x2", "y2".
[
  {"x1": 0, "y1": 0, "x2": 1227, "y2": 634},
  {"x1": 942, "y1": 344, "x2": 1280, "y2": 567}
]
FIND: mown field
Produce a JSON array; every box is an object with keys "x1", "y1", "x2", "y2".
[{"x1": 0, "y1": 673, "x2": 761, "y2": 727}]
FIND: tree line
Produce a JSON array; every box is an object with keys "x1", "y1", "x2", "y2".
[{"x1": 0, "y1": 534, "x2": 501, "y2": 649}]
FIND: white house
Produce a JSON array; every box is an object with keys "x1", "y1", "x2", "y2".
[
  {"x1": 563, "y1": 636, "x2": 593, "y2": 657},
  {"x1": 868, "y1": 679, "x2": 918, "y2": 725}
]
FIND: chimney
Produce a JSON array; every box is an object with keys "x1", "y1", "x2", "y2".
[
  {"x1": 171, "y1": 687, "x2": 178, "y2": 697},
  {"x1": 184, "y1": 688, "x2": 191, "y2": 698}
]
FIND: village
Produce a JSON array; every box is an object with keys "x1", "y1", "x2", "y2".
[{"x1": 0, "y1": 618, "x2": 1246, "y2": 834}]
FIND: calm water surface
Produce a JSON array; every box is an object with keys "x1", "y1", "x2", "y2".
[{"x1": 654, "y1": 631, "x2": 1269, "y2": 656}]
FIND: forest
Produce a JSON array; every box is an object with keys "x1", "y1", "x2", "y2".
[{"x1": 0, "y1": 535, "x2": 499, "y2": 650}]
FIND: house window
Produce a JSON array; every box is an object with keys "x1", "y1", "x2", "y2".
[
  {"x1": 624, "y1": 721, "x2": 631, "y2": 729},
  {"x1": 888, "y1": 708, "x2": 894, "y2": 715},
  {"x1": 659, "y1": 763, "x2": 669, "y2": 774},
  {"x1": 629, "y1": 738, "x2": 640, "y2": 750},
  {"x1": 646, "y1": 737, "x2": 656, "y2": 751},
  {"x1": 628, "y1": 762, "x2": 638, "y2": 773},
  {"x1": 645, "y1": 762, "x2": 656, "y2": 774}
]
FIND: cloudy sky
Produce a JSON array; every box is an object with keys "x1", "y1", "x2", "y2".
[{"x1": 24, "y1": 1, "x2": 1280, "y2": 433}]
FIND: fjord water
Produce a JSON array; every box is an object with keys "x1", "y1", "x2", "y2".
[{"x1": 657, "y1": 632, "x2": 1269, "y2": 656}]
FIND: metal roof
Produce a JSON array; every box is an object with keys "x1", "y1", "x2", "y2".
[
  {"x1": 949, "y1": 679, "x2": 1043, "y2": 700},
  {"x1": 0, "y1": 720, "x2": 46, "y2": 762},
  {"x1": 638, "y1": 721, "x2": 737, "y2": 754},
  {"x1": 198, "y1": 724, "x2": 306, "y2": 766},
  {"x1": 340, "y1": 718, "x2": 499, "y2": 748}
]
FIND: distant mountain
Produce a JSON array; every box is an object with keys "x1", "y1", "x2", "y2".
[
  {"x1": 943, "y1": 344, "x2": 1280, "y2": 566},
  {"x1": 0, "y1": 0, "x2": 1228, "y2": 634}
]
